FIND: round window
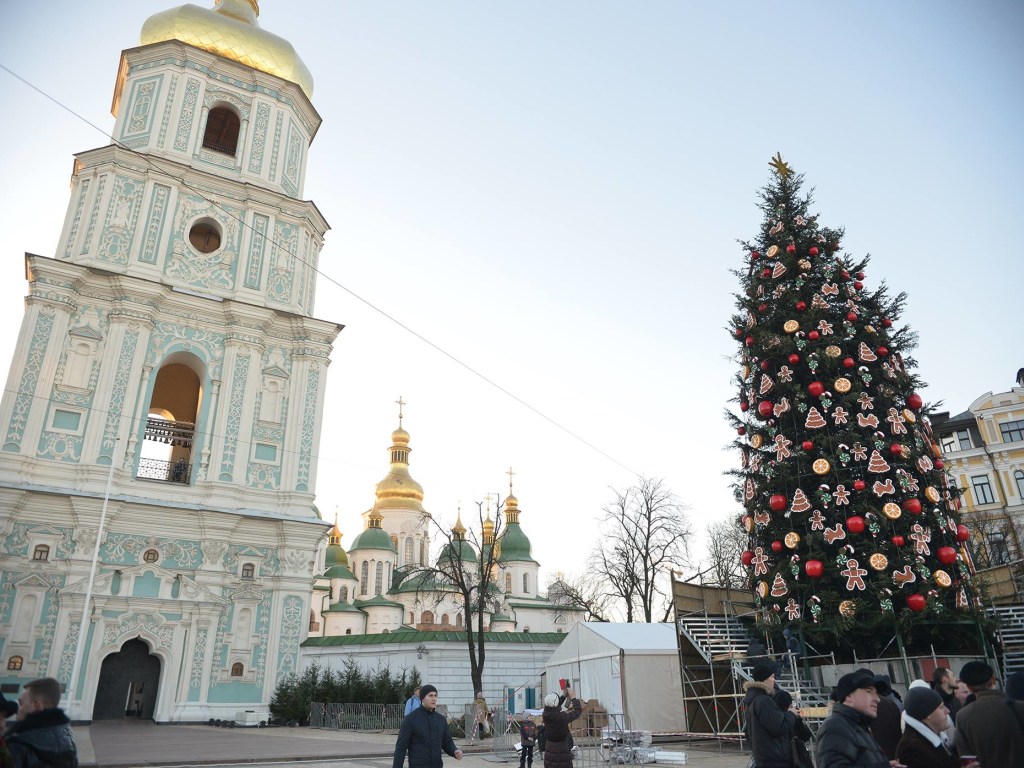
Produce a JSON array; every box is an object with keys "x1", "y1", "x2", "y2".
[
  {"x1": 143, "y1": 549, "x2": 159, "y2": 563},
  {"x1": 188, "y1": 220, "x2": 222, "y2": 253}
]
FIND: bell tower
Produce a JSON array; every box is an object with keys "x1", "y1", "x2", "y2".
[{"x1": 0, "y1": 0, "x2": 340, "y2": 722}]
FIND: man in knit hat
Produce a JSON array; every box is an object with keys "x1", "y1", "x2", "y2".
[
  {"x1": 955, "y1": 661, "x2": 1024, "y2": 768},
  {"x1": 895, "y1": 687, "x2": 976, "y2": 768},
  {"x1": 393, "y1": 684, "x2": 463, "y2": 768},
  {"x1": 741, "y1": 662, "x2": 798, "y2": 768},
  {"x1": 815, "y1": 668, "x2": 890, "y2": 768}
]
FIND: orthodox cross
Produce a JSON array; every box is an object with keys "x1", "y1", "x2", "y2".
[
  {"x1": 395, "y1": 395, "x2": 406, "y2": 426},
  {"x1": 507, "y1": 466, "x2": 516, "y2": 493}
]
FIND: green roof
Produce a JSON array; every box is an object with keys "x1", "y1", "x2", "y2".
[
  {"x1": 498, "y1": 522, "x2": 535, "y2": 562},
  {"x1": 354, "y1": 595, "x2": 405, "y2": 609},
  {"x1": 323, "y1": 600, "x2": 364, "y2": 614},
  {"x1": 325, "y1": 543, "x2": 349, "y2": 568},
  {"x1": 438, "y1": 538, "x2": 477, "y2": 564},
  {"x1": 394, "y1": 571, "x2": 447, "y2": 593},
  {"x1": 302, "y1": 631, "x2": 567, "y2": 647},
  {"x1": 323, "y1": 564, "x2": 357, "y2": 580},
  {"x1": 351, "y1": 527, "x2": 396, "y2": 551}
]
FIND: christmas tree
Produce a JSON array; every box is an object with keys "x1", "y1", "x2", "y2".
[{"x1": 728, "y1": 155, "x2": 982, "y2": 653}]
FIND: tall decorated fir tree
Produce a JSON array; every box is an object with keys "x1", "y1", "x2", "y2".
[{"x1": 728, "y1": 155, "x2": 982, "y2": 653}]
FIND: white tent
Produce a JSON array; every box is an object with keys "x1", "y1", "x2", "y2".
[{"x1": 544, "y1": 622, "x2": 685, "y2": 733}]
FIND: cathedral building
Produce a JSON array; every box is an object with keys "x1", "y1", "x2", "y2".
[{"x1": 0, "y1": 0, "x2": 338, "y2": 723}]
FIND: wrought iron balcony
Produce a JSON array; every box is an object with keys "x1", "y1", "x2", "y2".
[{"x1": 137, "y1": 457, "x2": 192, "y2": 484}]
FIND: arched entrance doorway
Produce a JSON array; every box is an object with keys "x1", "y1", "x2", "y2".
[{"x1": 93, "y1": 638, "x2": 161, "y2": 720}]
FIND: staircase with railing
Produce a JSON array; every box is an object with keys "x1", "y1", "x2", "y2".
[{"x1": 990, "y1": 604, "x2": 1024, "y2": 677}]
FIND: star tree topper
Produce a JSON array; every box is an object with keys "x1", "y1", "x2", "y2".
[{"x1": 769, "y1": 152, "x2": 794, "y2": 178}]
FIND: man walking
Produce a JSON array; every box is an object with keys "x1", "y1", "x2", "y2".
[
  {"x1": 955, "y1": 661, "x2": 1024, "y2": 768},
  {"x1": 741, "y1": 662, "x2": 797, "y2": 768},
  {"x1": 405, "y1": 687, "x2": 422, "y2": 716},
  {"x1": 6, "y1": 678, "x2": 78, "y2": 768},
  {"x1": 815, "y1": 668, "x2": 891, "y2": 768},
  {"x1": 393, "y1": 684, "x2": 463, "y2": 768}
]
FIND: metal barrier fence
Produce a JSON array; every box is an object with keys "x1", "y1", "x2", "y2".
[
  {"x1": 498, "y1": 710, "x2": 651, "y2": 768},
  {"x1": 309, "y1": 702, "x2": 405, "y2": 732}
]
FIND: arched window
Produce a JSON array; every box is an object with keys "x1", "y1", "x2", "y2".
[
  {"x1": 340, "y1": 586, "x2": 349, "y2": 602},
  {"x1": 409, "y1": 611, "x2": 415, "y2": 625},
  {"x1": 505, "y1": 573, "x2": 512, "y2": 593},
  {"x1": 360, "y1": 561, "x2": 368, "y2": 595},
  {"x1": 32, "y1": 544, "x2": 50, "y2": 561},
  {"x1": 441, "y1": 613, "x2": 449, "y2": 626},
  {"x1": 241, "y1": 563, "x2": 255, "y2": 580},
  {"x1": 456, "y1": 613, "x2": 463, "y2": 627},
  {"x1": 231, "y1": 662, "x2": 244, "y2": 677},
  {"x1": 391, "y1": 534, "x2": 399, "y2": 550},
  {"x1": 7, "y1": 655, "x2": 23, "y2": 671},
  {"x1": 1016, "y1": 470, "x2": 1024, "y2": 498},
  {"x1": 422, "y1": 610, "x2": 434, "y2": 625},
  {"x1": 203, "y1": 106, "x2": 241, "y2": 155},
  {"x1": 420, "y1": 539, "x2": 426, "y2": 564},
  {"x1": 375, "y1": 561, "x2": 384, "y2": 595},
  {"x1": 523, "y1": 573, "x2": 530, "y2": 594},
  {"x1": 345, "y1": 628, "x2": 352, "y2": 635},
  {"x1": 405, "y1": 538, "x2": 414, "y2": 566}
]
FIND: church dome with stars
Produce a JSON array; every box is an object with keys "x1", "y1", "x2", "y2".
[{"x1": 140, "y1": 0, "x2": 314, "y2": 98}]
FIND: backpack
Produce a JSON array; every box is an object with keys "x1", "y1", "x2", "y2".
[{"x1": 521, "y1": 720, "x2": 537, "y2": 746}]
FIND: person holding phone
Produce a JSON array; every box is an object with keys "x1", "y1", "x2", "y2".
[{"x1": 542, "y1": 685, "x2": 581, "y2": 768}]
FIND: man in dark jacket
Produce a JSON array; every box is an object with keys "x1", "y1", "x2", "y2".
[
  {"x1": 815, "y1": 668, "x2": 890, "y2": 768},
  {"x1": 6, "y1": 677, "x2": 78, "y2": 768},
  {"x1": 895, "y1": 687, "x2": 974, "y2": 768},
  {"x1": 954, "y1": 661, "x2": 1024, "y2": 768},
  {"x1": 393, "y1": 684, "x2": 463, "y2": 768},
  {"x1": 742, "y1": 662, "x2": 797, "y2": 768}
]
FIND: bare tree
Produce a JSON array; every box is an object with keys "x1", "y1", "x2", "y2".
[
  {"x1": 546, "y1": 572, "x2": 612, "y2": 623},
  {"x1": 405, "y1": 498, "x2": 506, "y2": 697},
  {"x1": 701, "y1": 517, "x2": 749, "y2": 589},
  {"x1": 593, "y1": 477, "x2": 692, "y2": 622}
]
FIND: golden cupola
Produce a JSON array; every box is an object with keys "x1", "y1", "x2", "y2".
[
  {"x1": 372, "y1": 411, "x2": 425, "y2": 513},
  {"x1": 140, "y1": 0, "x2": 315, "y2": 99}
]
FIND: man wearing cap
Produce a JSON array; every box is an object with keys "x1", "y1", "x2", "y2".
[
  {"x1": 895, "y1": 687, "x2": 976, "y2": 768},
  {"x1": 393, "y1": 684, "x2": 463, "y2": 768},
  {"x1": 815, "y1": 668, "x2": 892, "y2": 768},
  {"x1": 955, "y1": 660, "x2": 1024, "y2": 768},
  {"x1": 741, "y1": 662, "x2": 798, "y2": 768}
]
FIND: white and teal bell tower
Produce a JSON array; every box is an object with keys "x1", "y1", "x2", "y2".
[{"x1": 0, "y1": 0, "x2": 339, "y2": 723}]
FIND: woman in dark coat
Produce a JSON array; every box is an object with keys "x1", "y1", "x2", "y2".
[{"x1": 542, "y1": 687, "x2": 582, "y2": 768}]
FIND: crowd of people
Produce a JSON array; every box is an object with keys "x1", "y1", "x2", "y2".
[{"x1": 743, "y1": 659, "x2": 1024, "y2": 768}]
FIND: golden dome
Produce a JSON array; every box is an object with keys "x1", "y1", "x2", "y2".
[
  {"x1": 373, "y1": 418, "x2": 424, "y2": 512},
  {"x1": 452, "y1": 512, "x2": 467, "y2": 538},
  {"x1": 140, "y1": 0, "x2": 314, "y2": 99}
]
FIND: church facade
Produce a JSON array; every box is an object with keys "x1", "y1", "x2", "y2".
[{"x1": 0, "y1": 0, "x2": 338, "y2": 723}]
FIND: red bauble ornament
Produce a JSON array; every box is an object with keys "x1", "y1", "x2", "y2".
[
  {"x1": 796, "y1": 301, "x2": 807, "y2": 312},
  {"x1": 802, "y1": 440, "x2": 814, "y2": 451},
  {"x1": 758, "y1": 401, "x2": 774, "y2": 419},
  {"x1": 740, "y1": 401, "x2": 750, "y2": 412},
  {"x1": 745, "y1": 336, "x2": 755, "y2": 347},
  {"x1": 847, "y1": 516, "x2": 866, "y2": 534},
  {"x1": 881, "y1": 318, "x2": 893, "y2": 328},
  {"x1": 769, "y1": 494, "x2": 788, "y2": 512},
  {"x1": 853, "y1": 281, "x2": 864, "y2": 290},
  {"x1": 771, "y1": 540, "x2": 784, "y2": 553},
  {"x1": 906, "y1": 393, "x2": 923, "y2": 410},
  {"x1": 934, "y1": 459, "x2": 945, "y2": 470},
  {"x1": 846, "y1": 311, "x2": 859, "y2": 322},
  {"x1": 737, "y1": 426, "x2": 747, "y2": 436},
  {"x1": 937, "y1": 546, "x2": 957, "y2": 565},
  {"x1": 786, "y1": 244, "x2": 796, "y2": 254},
  {"x1": 805, "y1": 560, "x2": 824, "y2": 578},
  {"x1": 762, "y1": 268, "x2": 772, "y2": 278},
  {"x1": 807, "y1": 381, "x2": 825, "y2": 398},
  {"x1": 889, "y1": 443, "x2": 904, "y2": 456},
  {"x1": 843, "y1": 357, "x2": 855, "y2": 369},
  {"x1": 853, "y1": 480, "x2": 866, "y2": 491},
  {"x1": 741, "y1": 550, "x2": 755, "y2": 566},
  {"x1": 891, "y1": 535, "x2": 905, "y2": 547},
  {"x1": 808, "y1": 247, "x2": 819, "y2": 256},
  {"x1": 751, "y1": 251, "x2": 760, "y2": 260},
  {"x1": 876, "y1": 346, "x2": 889, "y2": 357},
  {"x1": 758, "y1": 303, "x2": 769, "y2": 313},
  {"x1": 840, "y1": 270, "x2": 850, "y2": 280},
  {"x1": 808, "y1": 330, "x2": 820, "y2": 341},
  {"x1": 956, "y1": 524, "x2": 970, "y2": 542},
  {"x1": 856, "y1": 271, "x2": 865, "y2": 280},
  {"x1": 788, "y1": 353, "x2": 800, "y2": 365},
  {"x1": 901, "y1": 498, "x2": 922, "y2": 515},
  {"x1": 906, "y1": 594, "x2": 927, "y2": 612},
  {"x1": 760, "y1": 360, "x2": 770, "y2": 370},
  {"x1": 735, "y1": 328, "x2": 744, "y2": 338}
]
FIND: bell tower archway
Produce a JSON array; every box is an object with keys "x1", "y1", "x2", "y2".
[{"x1": 93, "y1": 638, "x2": 162, "y2": 720}]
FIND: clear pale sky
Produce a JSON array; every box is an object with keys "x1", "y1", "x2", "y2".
[{"x1": 0, "y1": 1, "x2": 1021, "y2": 586}]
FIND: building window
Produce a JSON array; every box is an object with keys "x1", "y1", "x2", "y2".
[
  {"x1": 7, "y1": 656, "x2": 23, "y2": 671},
  {"x1": 340, "y1": 586, "x2": 348, "y2": 602},
  {"x1": 202, "y1": 106, "x2": 241, "y2": 154},
  {"x1": 420, "y1": 539, "x2": 426, "y2": 564},
  {"x1": 360, "y1": 561, "x2": 368, "y2": 595},
  {"x1": 505, "y1": 573, "x2": 512, "y2": 593},
  {"x1": 441, "y1": 613, "x2": 449, "y2": 626},
  {"x1": 143, "y1": 549, "x2": 159, "y2": 563},
  {"x1": 375, "y1": 561, "x2": 383, "y2": 595},
  {"x1": 345, "y1": 629, "x2": 352, "y2": 635},
  {"x1": 231, "y1": 662, "x2": 244, "y2": 677},
  {"x1": 405, "y1": 538, "x2": 414, "y2": 566},
  {"x1": 1016, "y1": 471, "x2": 1024, "y2": 499},
  {"x1": 971, "y1": 475, "x2": 996, "y2": 505},
  {"x1": 188, "y1": 219, "x2": 222, "y2": 254},
  {"x1": 523, "y1": 573, "x2": 529, "y2": 594},
  {"x1": 421, "y1": 610, "x2": 434, "y2": 625},
  {"x1": 954, "y1": 429, "x2": 972, "y2": 450},
  {"x1": 409, "y1": 611, "x2": 415, "y2": 625},
  {"x1": 32, "y1": 544, "x2": 50, "y2": 561},
  {"x1": 241, "y1": 563, "x2": 255, "y2": 580},
  {"x1": 456, "y1": 613, "x2": 463, "y2": 627},
  {"x1": 1000, "y1": 420, "x2": 1024, "y2": 444},
  {"x1": 989, "y1": 532, "x2": 1011, "y2": 565}
]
